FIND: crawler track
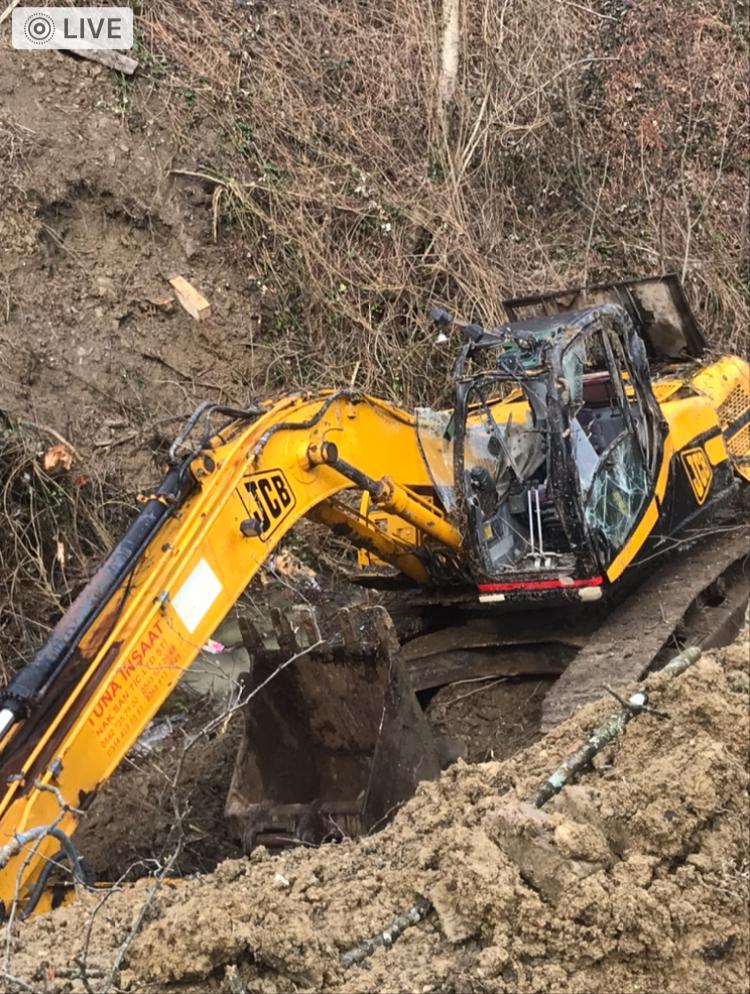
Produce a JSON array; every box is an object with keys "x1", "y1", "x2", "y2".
[{"x1": 540, "y1": 526, "x2": 749, "y2": 729}]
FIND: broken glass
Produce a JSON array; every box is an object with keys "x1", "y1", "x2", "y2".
[
  {"x1": 570, "y1": 417, "x2": 599, "y2": 491},
  {"x1": 561, "y1": 339, "x2": 585, "y2": 406},
  {"x1": 584, "y1": 431, "x2": 649, "y2": 552},
  {"x1": 416, "y1": 403, "x2": 544, "y2": 515},
  {"x1": 416, "y1": 408, "x2": 455, "y2": 511}
]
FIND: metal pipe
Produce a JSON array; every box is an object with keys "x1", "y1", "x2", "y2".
[
  {"x1": 309, "y1": 502, "x2": 430, "y2": 584},
  {"x1": 313, "y1": 446, "x2": 462, "y2": 551},
  {"x1": 341, "y1": 897, "x2": 433, "y2": 969},
  {"x1": 535, "y1": 488, "x2": 544, "y2": 556},
  {"x1": 341, "y1": 642, "x2": 705, "y2": 971},
  {"x1": 527, "y1": 489, "x2": 535, "y2": 556}
]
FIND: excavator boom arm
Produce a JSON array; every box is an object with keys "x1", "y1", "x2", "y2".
[{"x1": 0, "y1": 391, "x2": 450, "y2": 917}]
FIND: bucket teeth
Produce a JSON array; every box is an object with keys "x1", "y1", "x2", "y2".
[
  {"x1": 238, "y1": 604, "x2": 398, "y2": 663},
  {"x1": 290, "y1": 604, "x2": 323, "y2": 651},
  {"x1": 238, "y1": 609, "x2": 280, "y2": 656},
  {"x1": 238, "y1": 604, "x2": 323, "y2": 661},
  {"x1": 270, "y1": 605, "x2": 323, "y2": 657},
  {"x1": 335, "y1": 605, "x2": 399, "y2": 659}
]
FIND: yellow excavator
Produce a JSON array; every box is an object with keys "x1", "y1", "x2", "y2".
[{"x1": 0, "y1": 275, "x2": 747, "y2": 919}]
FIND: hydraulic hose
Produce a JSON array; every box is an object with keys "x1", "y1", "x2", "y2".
[
  {"x1": 0, "y1": 465, "x2": 192, "y2": 729},
  {"x1": 0, "y1": 825, "x2": 88, "y2": 921}
]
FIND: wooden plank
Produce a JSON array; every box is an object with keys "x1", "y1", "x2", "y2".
[
  {"x1": 168, "y1": 276, "x2": 212, "y2": 321},
  {"x1": 0, "y1": 0, "x2": 21, "y2": 28},
  {"x1": 68, "y1": 49, "x2": 139, "y2": 76}
]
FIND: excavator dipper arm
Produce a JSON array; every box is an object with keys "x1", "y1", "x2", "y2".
[{"x1": 0, "y1": 391, "x2": 455, "y2": 918}]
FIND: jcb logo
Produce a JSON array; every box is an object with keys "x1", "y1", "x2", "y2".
[
  {"x1": 680, "y1": 446, "x2": 713, "y2": 506},
  {"x1": 240, "y1": 469, "x2": 296, "y2": 540}
]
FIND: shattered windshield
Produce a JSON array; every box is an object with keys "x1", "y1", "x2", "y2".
[
  {"x1": 417, "y1": 388, "x2": 550, "y2": 573},
  {"x1": 584, "y1": 432, "x2": 649, "y2": 551},
  {"x1": 561, "y1": 326, "x2": 651, "y2": 560},
  {"x1": 422, "y1": 308, "x2": 658, "y2": 580},
  {"x1": 459, "y1": 377, "x2": 567, "y2": 573},
  {"x1": 416, "y1": 408, "x2": 455, "y2": 511}
]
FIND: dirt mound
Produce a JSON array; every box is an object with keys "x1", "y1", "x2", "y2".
[
  {"x1": 7, "y1": 632, "x2": 748, "y2": 994},
  {"x1": 1, "y1": 0, "x2": 748, "y2": 680}
]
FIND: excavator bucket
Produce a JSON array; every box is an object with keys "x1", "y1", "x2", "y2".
[{"x1": 225, "y1": 604, "x2": 444, "y2": 850}]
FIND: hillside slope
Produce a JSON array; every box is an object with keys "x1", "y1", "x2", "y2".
[{"x1": 1, "y1": 0, "x2": 747, "y2": 670}]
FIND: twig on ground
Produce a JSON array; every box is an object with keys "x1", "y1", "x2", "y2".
[
  {"x1": 0, "y1": 0, "x2": 21, "y2": 27},
  {"x1": 340, "y1": 896, "x2": 433, "y2": 968},
  {"x1": 98, "y1": 848, "x2": 180, "y2": 994},
  {"x1": 0, "y1": 972, "x2": 35, "y2": 994},
  {"x1": 342, "y1": 644, "x2": 704, "y2": 968},
  {"x1": 441, "y1": 676, "x2": 508, "y2": 709}
]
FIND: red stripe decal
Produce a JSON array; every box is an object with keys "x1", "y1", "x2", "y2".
[{"x1": 477, "y1": 576, "x2": 603, "y2": 593}]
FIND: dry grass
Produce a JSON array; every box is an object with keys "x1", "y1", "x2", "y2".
[
  {"x1": 0, "y1": 415, "x2": 126, "y2": 681},
  {"x1": 0, "y1": 115, "x2": 35, "y2": 204},
  {"x1": 0, "y1": 119, "x2": 28, "y2": 170},
  {"x1": 134, "y1": 0, "x2": 747, "y2": 402}
]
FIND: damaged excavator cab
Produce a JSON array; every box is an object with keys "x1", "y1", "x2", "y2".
[{"x1": 225, "y1": 604, "x2": 444, "y2": 851}]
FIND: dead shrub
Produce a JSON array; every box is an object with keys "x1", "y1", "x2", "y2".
[
  {"x1": 0, "y1": 414, "x2": 126, "y2": 682},
  {"x1": 135, "y1": 0, "x2": 748, "y2": 401}
]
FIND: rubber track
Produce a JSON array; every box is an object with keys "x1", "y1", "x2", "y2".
[{"x1": 540, "y1": 527, "x2": 749, "y2": 731}]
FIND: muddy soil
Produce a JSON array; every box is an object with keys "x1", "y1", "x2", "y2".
[
  {"x1": 9, "y1": 631, "x2": 749, "y2": 994},
  {"x1": 74, "y1": 701, "x2": 245, "y2": 881},
  {"x1": 0, "y1": 44, "x2": 266, "y2": 487},
  {"x1": 427, "y1": 676, "x2": 555, "y2": 764}
]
